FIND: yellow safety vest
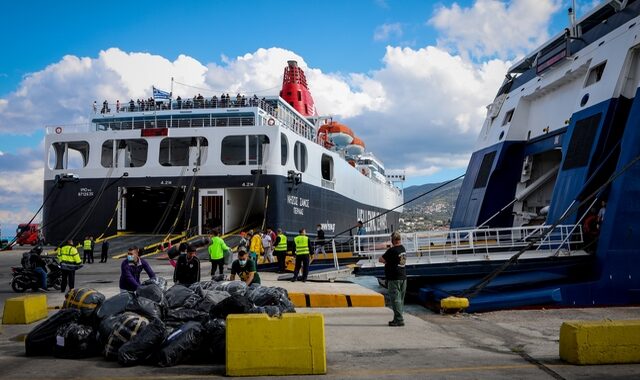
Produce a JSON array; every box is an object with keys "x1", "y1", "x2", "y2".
[
  {"x1": 83, "y1": 239, "x2": 92, "y2": 250},
  {"x1": 294, "y1": 235, "x2": 309, "y2": 255},
  {"x1": 58, "y1": 245, "x2": 81, "y2": 264},
  {"x1": 275, "y1": 234, "x2": 287, "y2": 251}
]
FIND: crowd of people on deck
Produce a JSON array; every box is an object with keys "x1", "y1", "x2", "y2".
[{"x1": 93, "y1": 93, "x2": 269, "y2": 114}]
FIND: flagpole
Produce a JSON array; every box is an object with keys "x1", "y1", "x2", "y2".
[{"x1": 170, "y1": 77, "x2": 174, "y2": 110}]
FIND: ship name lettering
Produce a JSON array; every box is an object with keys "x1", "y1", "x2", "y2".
[
  {"x1": 293, "y1": 207, "x2": 304, "y2": 215},
  {"x1": 160, "y1": 180, "x2": 172, "y2": 185},
  {"x1": 78, "y1": 187, "x2": 94, "y2": 197}
]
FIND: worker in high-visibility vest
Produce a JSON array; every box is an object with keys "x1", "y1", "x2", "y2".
[
  {"x1": 292, "y1": 228, "x2": 311, "y2": 282},
  {"x1": 274, "y1": 228, "x2": 288, "y2": 273},
  {"x1": 57, "y1": 239, "x2": 82, "y2": 293},
  {"x1": 82, "y1": 236, "x2": 95, "y2": 264},
  {"x1": 208, "y1": 229, "x2": 229, "y2": 277}
]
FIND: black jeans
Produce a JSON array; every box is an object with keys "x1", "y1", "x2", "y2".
[
  {"x1": 275, "y1": 250, "x2": 286, "y2": 272},
  {"x1": 83, "y1": 249, "x2": 94, "y2": 263},
  {"x1": 60, "y1": 269, "x2": 75, "y2": 292},
  {"x1": 100, "y1": 247, "x2": 109, "y2": 262},
  {"x1": 293, "y1": 254, "x2": 310, "y2": 281},
  {"x1": 210, "y1": 258, "x2": 224, "y2": 276}
]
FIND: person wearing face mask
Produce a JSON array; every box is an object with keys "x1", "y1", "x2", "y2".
[
  {"x1": 173, "y1": 244, "x2": 201, "y2": 285},
  {"x1": 230, "y1": 248, "x2": 261, "y2": 286},
  {"x1": 119, "y1": 246, "x2": 156, "y2": 292}
]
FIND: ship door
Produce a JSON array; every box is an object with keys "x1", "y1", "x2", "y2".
[{"x1": 199, "y1": 189, "x2": 224, "y2": 235}]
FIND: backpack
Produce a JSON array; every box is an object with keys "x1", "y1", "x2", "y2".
[{"x1": 21, "y1": 252, "x2": 35, "y2": 269}]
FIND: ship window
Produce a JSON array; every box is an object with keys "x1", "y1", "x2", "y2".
[
  {"x1": 584, "y1": 61, "x2": 606, "y2": 87},
  {"x1": 221, "y1": 135, "x2": 269, "y2": 165},
  {"x1": 294, "y1": 141, "x2": 308, "y2": 172},
  {"x1": 248, "y1": 135, "x2": 270, "y2": 165},
  {"x1": 101, "y1": 139, "x2": 148, "y2": 168},
  {"x1": 281, "y1": 133, "x2": 288, "y2": 165},
  {"x1": 473, "y1": 151, "x2": 496, "y2": 189},
  {"x1": 297, "y1": 91, "x2": 302, "y2": 102},
  {"x1": 48, "y1": 141, "x2": 90, "y2": 170},
  {"x1": 502, "y1": 109, "x2": 514, "y2": 126},
  {"x1": 159, "y1": 137, "x2": 208, "y2": 167},
  {"x1": 562, "y1": 113, "x2": 601, "y2": 170},
  {"x1": 321, "y1": 154, "x2": 334, "y2": 181}
]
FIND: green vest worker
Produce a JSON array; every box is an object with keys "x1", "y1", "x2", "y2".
[
  {"x1": 292, "y1": 228, "x2": 311, "y2": 282},
  {"x1": 57, "y1": 240, "x2": 81, "y2": 293},
  {"x1": 82, "y1": 237, "x2": 94, "y2": 264},
  {"x1": 274, "y1": 229, "x2": 288, "y2": 273},
  {"x1": 208, "y1": 229, "x2": 229, "y2": 277}
]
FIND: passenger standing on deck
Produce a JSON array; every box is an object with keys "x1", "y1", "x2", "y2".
[
  {"x1": 208, "y1": 229, "x2": 228, "y2": 277},
  {"x1": 314, "y1": 224, "x2": 327, "y2": 258},
  {"x1": 274, "y1": 229, "x2": 288, "y2": 273},
  {"x1": 173, "y1": 244, "x2": 201, "y2": 286},
  {"x1": 57, "y1": 239, "x2": 82, "y2": 293},
  {"x1": 356, "y1": 220, "x2": 366, "y2": 252},
  {"x1": 378, "y1": 232, "x2": 407, "y2": 327},
  {"x1": 230, "y1": 248, "x2": 261, "y2": 286},
  {"x1": 119, "y1": 246, "x2": 155, "y2": 292},
  {"x1": 292, "y1": 228, "x2": 311, "y2": 282},
  {"x1": 100, "y1": 239, "x2": 109, "y2": 263},
  {"x1": 249, "y1": 230, "x2": 264, "y2": 264},
  {"x1": 261, "y1": 230, "x2": 274, "y2": 263}
]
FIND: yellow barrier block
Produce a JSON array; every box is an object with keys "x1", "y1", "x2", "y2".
[
  {"x1": 440, "y1": 296, "x2": 470, "y2": 311},
  {"x1": 349, "y1": 294, "x2": 385, "y2": 307},
  {"x1": 288, "y1": 293, "x2": 307, "y2": 308},
  {"x1": 560, "y1": 320, "x2": 640, "y2": 365},
  {"x1": 226, "y1": 313, "x2": 326, "y2": 376},
  {"x1": 2, "y1": 295, "x2": 48, "y2": 324},
  {"x1": 309, "y1": 294, "x2": 348, "y2": 307}
]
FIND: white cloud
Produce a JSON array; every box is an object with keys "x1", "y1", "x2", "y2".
[
  {"x1": 374, "y1": 23, "x2": 403, "y2": 42},
  {"x1": 429, "y1": 0, "x2": 561, "y2": 60}
]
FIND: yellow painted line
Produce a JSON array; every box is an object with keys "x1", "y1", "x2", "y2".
[{"x1": 289, "y1": 292, "x2": 385, "y2": 308}]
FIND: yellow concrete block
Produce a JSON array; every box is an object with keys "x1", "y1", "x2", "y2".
[
  {"x1": 226, "y1": 313, "x2": 326, "y2": 376},
  {"x1": 349, "y1": 294, "x2": 385, "y2": 307},
  {"x1": 288, "y1": 293, "x2": 307, "y2": 308},
  {"x1": 309, "y1": 293, "x2": 348, "y2": 307},
  {"x1": 440, "y1": 296, "x2": 470, "y2": 311},
  {"x1": 560, "y1": 320, "x2": 640, "y2": 365},
  {"x1": 2, "y1": 295, "x2": 48, "y2": 324}
]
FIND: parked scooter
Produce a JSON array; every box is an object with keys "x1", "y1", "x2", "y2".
[{"x1": 10, "y1": 247, "x2": 62, "y2": 292}]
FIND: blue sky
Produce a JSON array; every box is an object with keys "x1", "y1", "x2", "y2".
[{"x1": 0, "y1": 0, "x2": 598, "y2": 235}]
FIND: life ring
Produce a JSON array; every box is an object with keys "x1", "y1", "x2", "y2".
[
  {"x1": 267, "y1": 118, "x2": 275, "y2": 126},
  {"x1": 55, "y1": 127, "x2": 62, "y2": 134}
]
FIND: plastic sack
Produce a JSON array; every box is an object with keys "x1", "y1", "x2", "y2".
[
  {"x1": 97, "y1": 314, "x2": 120, "y2": 346},
  {"x1": 126, "y1": 296, "x2": 164, "y2": 320},
  {"x1": 246, "y1": 286, "x2": 296, "y2": 313},
  {"x1": 165, "y1": 308, "x2": 209, "y2": 327},
  {"x1": 165, "y1": 284, "x2": 197, "y2": 309},
  {"x1": 104, "y1": 312, "x2": 149, "y2": 360},
  {"x1": 53, "y1": 322, "x2": 98, "y2": 359},
  {"x1": 25, "y1": 309, "x2": 81, "y2": 356},
  {"x1": 136, "y1": 282, "x2": 166, "y2": 305},
  {"x1": 210, "y1": 294, "x2": 253, "y2": 319},
  {"x1": 206, "y1": 281, "x2": 247, "y2": 297},
  {"x1": 196, "y1": 290, "x2": 231, "y2": 313},
  {"x1": 155, "y1": 321, "x2": 205, "y2": 367},
  {"x1": 142, "y1": 276, "x2": 168, "y2": 291},
  {"x1": 96, "y1": 292, "x2": 134, "y2": 320},
  {"x1": 117, "y1": 318, "x2": 167, "y2": 366},
  {"x1": 63, "y1": 288, "x2": 106, "y2": 318},
  {"x1": 192, "y1": 318, "x2": 226, "y2": 364},
  {"x1": 250, "y1": 305, "x2": 282, "y2": 317}
]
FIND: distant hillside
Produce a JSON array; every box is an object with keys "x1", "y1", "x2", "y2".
[{"x1": 400, "y1": 178, "x2": 463, "y2": 231}]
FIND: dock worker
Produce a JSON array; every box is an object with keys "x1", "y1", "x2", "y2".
[
  {"x1": 292, "y1": 228, "x2": 311, "y2": 282},
  {"x1": 173, "y1": 244, "x2": 201, "y2": 286},
  {"x1": 208, "y1": 229, "x2": 229, "y2": 277},
  {"x1": 99, "y1": 239, "x2": 109, "y2": 263},
  {"x1": 230, "y1": 248, "x2": 261, "y2": 286},
  {"x1": 57, "y1": 239, "x2": 82, "y2": 293},
  {"x1": 378, "y1": 232, "x2": 407, "y2": 327},
  {"x1": 82, "y1": 236, "x2": 93, "y2": 264},
  {"x1": 315, "y1": 224, "x2": 327, "y2": 258},
  {"x1": 119, "y1": 246, "x2": 155, "y2": 292},
  {"x1": 249, "y1": 230, "x2": 264, "y2": 264},
  {"x1": 274, "y1": 229, "x2": 288, "y2": 273}
]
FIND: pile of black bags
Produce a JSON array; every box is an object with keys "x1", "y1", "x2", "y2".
[{"x1": 24, "y1": 279, "x2": 295, "y2": 367}]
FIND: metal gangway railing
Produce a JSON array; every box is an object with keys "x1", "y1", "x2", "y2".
[{"x1": 355, "y1": 224, "x2": 585, "y2": 265}]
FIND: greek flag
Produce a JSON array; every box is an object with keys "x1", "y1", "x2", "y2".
[{"x1": 153, "y1": 86, "x2": 171, "y2": 100}]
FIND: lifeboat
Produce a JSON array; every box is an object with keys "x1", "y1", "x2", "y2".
[
  {"x1": 323, "y1": 121, "x2": 354, "y2": 147},
  {"x1": 317, "y1": 124, "x2": 334, "y2": 149},
  {"x1": 345, "y1": 136, "x2": 365, "y2": 156}
]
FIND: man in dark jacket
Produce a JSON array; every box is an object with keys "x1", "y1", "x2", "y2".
[
  {"x1": 100, "y1": 240, "x2": 110, "y2": 263},
  {"x1": 173, "y1": 244, "x2": 201, "y2": 285},
  {"x1": 379, "y1": 232, "x2": 407, "y2": 327},
  {"x1": 119, "y1": 246, "x2": 155, "y2": 292}
]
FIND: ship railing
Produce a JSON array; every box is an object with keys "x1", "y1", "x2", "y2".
[
  {"x1": 355, "y1": 224, "x2": 584, "y2": 264},
  {"x1": 95, "y1": 96, "x2": 274, "y2": 115}
]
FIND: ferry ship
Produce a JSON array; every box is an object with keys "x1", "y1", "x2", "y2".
[
  {"x1": 42, "y1": 61, "x2": 403, "y2": 245},
  {"x1": 355, "y1": 0, "x2": 640, "y2": 311}
]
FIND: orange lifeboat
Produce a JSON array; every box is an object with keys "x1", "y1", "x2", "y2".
[
  {"x1": 324, "y1": 121, "x2": 354, "y2": 147},
  {"x1": 346, "y1": 136, "x2": 365, "y2": 156},
  {"x1": 317, "y1": 124, "x2": 334, "y2": 149}
]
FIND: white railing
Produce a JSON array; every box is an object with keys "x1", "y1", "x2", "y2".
[{"x1": 354, "y1": 224, "x2": 584, "y2": 261}]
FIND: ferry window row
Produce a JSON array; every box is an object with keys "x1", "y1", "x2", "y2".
[{"x1": 95, "y1": 113, "x2": 256, "y2": 130}]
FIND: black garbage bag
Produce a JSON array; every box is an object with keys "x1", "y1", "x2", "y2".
[
  {"x1": 104, "y1": 312, "x2": 149, "y2": 360},
  {"x1": 196, "y1": 290, "x2": 231, "y2": 313},
  {"x1": 155, "y1": 321, "x2": 205, "y2": 367},
  {"x1": 246, "y1": 286, "x2": 296, "y2": 313},
  {"x1": 249, "y1": 305, "x2": 282, "y2": 317},
  {"x1": 97, "y1": 314, "x2": 120, "y2": 346},
  {"x1": 165, "y1": 284, "x2": 194, "y2": 308},
  {"x1": 126, "y1": 296, "x2": 164, "y2": 320},
  {"x1": 142, "y1": 276, "x2": 168, "y2": 291},
  {"x1": 183, "y1": 293, "x2": 202, "y2": 309},
  {"x1": 53, "y1": 322, "x2": 98, "y2": 359},
  {"x1": 165, "y1": 308, "x2": 209, "y2": 327},
  {"x1": 117, "y1": 318, "x2": 166, "y2": 366},
  {"x1": 207, "y1": 281, "x2": 247, "y2": 297},
  {"x1": 25, "y1": 309, "x2": 81, "y2": 356},
  {"x1": 210, "y1": 294, "x2": 253, "y2": 319},
  {"x1": 63, "y1": 288, "x2": 106, "y2": 318},
  {"x1": 136, "y1": 282, "x2": 166, "y2": 305},
  {"x1": 192, "y1": 318, "x2": 226, "y2": 364},
  {"x1": 96, "y1": 292, "x2": 134, "y2": 320}
]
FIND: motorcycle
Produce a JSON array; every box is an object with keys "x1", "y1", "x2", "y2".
[{"x1": 11, "y1": 255, "x2": 62, "y2": 292}]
